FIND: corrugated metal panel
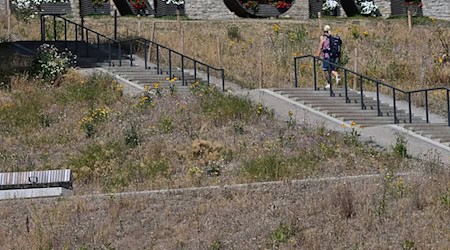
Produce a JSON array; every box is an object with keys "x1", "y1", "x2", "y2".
[
  {"x1": 40, "y1": 2, "x2": 72, "y2": 15},
  {"x1": 391, "y1": 0, "x2": 406, "y2": 16},
  {"x1": 154, "y1": 0, "x2": 185, "y2": 17},
  {"x1": 80, "y1": 0, "x2": 111, "y2": 17},
  {"x1": 0, "y1": 169, "x2": 72, "y2": 190}
]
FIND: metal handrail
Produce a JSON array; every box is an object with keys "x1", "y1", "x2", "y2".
[
  {"x1": 40, "y1": 14, "x2": 225, "y2": 92},
  {"x1": 40, "y1": 14, "x2": 122, "y2": 67},
  {"x1": 294, "y1": 55, "x2": 450, "y2": 126},
  {"x1": 118, "y1": 37, "x2": 225, "y2": 91}
]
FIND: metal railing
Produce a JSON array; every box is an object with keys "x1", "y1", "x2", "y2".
[
  {"x1": 40, "y1": 14, "x2": 122, "y2": 67},
  {"x1": 119, "y1": 37, "x2": 225, "y2": 92},
  {"x1": 294, "y1": 55, "x2": 450, "y2": 126},
  {"x1": 39, "y1": 14, "x2": 225, "y2": 91}
]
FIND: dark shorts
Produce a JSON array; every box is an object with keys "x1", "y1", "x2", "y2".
[{"x1": 322, "y1": 57, "x2": 337, "y2": 71}]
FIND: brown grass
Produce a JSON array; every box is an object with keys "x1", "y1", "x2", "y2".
[{"x1": 0, "y1": 170, "x2": 449, "y2": 249}]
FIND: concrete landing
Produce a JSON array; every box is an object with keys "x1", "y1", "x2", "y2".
[{"x1": 0, "y1": 187, "x2": 72, "y2": 200}]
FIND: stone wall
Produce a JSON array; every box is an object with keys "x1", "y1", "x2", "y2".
[
  {"x1": 0, "y1": 0, "x2": 6, "y2": 11},
  {"x1": 423, "y1": 0, "x2": 450, "y2": 20},
  {"x1": 280, "y1": 0, "x2": 309, "y2": 19},
  {"x1": 374, "y1": 0, "x2": 391, "y2": 17},
  {"x1": 184, "y1": 0, "x2": 234, "y2": 20}
]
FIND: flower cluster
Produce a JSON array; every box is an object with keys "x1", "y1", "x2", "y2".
[
  {"x1": 129, "y1": 0, "x2": 146, "y2": 10},
  {"x1": 162, "y1": 0, "x2": 184, "y2": 5},
  {"x1": 322, "y1": 0, "x2": 339, "y2": 12},
  {"x1": 275, "y1": 1, "x2": 291, "y2": 10},
  {"x1": 80, "y1": 108, "x2": 110, "y2": 137},
  {"x1": 357, "y1": 0, "x2": 379, "y2": 16},
  {"x1": 12, "y1": 0, "x2": 63, "y2": 20},
  {"x1": 31, "y1": 44, "x2": 77, "y2": 83},
  {"x1": 189, "y1": 81, "x2": 213, "y2": 97}
]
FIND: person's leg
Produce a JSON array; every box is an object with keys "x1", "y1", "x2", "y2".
[
  {"x1": 330, "y1": 57, "x2": 340, "y2": 85},
  {"x1": 322, "y1": 59, "x2": 332, "y2": 88}
]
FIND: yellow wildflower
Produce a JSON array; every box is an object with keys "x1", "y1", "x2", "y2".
[{"x1": 351, "y1": 121, "x2": 357, "y2": 127}]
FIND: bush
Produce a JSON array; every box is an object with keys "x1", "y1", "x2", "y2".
[{"x1": 31, "y1": 44, "x2": 76, "y2": 82}]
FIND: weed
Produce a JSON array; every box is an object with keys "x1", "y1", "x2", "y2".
[
  {"x1": 232, "y1": 121, "x2": 245, "y2": 134},
  {"x1": 333, "y1": 185, "x2": 355, "y2": 219},
  {"x1": 159, "y1": 115, "x2": 174, "y2": 133},
  {"x1": 124, "y1": 124, "x2": 140, "y2": 148},
  {"x1": 208, "y1": 240, "x2": 222, "y2": 250},
  {"x1": 393, "y1": 134, "x2": 408, "y2": 158},
  {"x1": 286, "y1": 110, "x2": 296, "y2": 129},
  {"x1": 440, "y1": 189, "x2": 450, "y2": 209},
  {"x1": 400, "y1": 239, "x2": 416, "y2": 250},
  {"x1": 38, "y1": 112, "x2": 52, "y2": 128},
  {"x1": 266, "y1": 222, "x2": 294, "y2": 248},
  {"x1": 226, "y1": 24, "x2": 241, "y2": 41}
]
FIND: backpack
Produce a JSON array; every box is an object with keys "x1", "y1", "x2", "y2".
[{"x1": 324, "y1": 35, "x2": 342, "y2": 58}]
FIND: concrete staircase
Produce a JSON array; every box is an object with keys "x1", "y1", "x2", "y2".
[
  {"x1": 103, "y1": 66, "x2": 198, "y2": 93},
  {"x1": 272, "y1": 88, "x2": 450, "y2": 147},
  {"x1": 13, "y1": 41, "x2": 198, "y2": 93}
]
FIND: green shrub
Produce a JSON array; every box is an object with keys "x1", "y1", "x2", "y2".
[
  {"x1": 124, "y1": 124, "x2": 140, "y2": 148},
  {"x1": 226, "y1": 24, "x2": 241, "y2": 41},
  {"x1": 31, "y1": 44, "x2": 76, "y2": 82},
  {"x1": 393, "y1": 134, "x2": 408, "y2": 158}
]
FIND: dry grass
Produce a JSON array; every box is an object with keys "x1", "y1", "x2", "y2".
[
  {"x1": 75, "y1": 16, "x2": 450, "y2": 115},
  {"x1": 0, "y1": 15, "x2": 449, "y2": 249},
  {"x1": 1, "y1": 67, "x2": 431, "y2": 194},
  {"x1": 0, "y1": 169, "x2": 449, "y2": 249}
]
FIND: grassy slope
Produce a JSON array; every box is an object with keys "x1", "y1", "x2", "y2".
[{"x1": 0, "y1": 16, "x2": 449, "y2": 249}]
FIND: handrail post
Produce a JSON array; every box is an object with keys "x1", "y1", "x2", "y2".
[
  {"x1": 156, "y1": 45, "x2": 160, "y2": 74},
  {"x1": 85, "y1": 31, "x2": 89, "y2": 57},
  {"x1": 207, "y1": 66, "x2": 210, "y2": 85},
  {"x1": 376, "y1": 82, "x2": 381, "y2": 116},
  {"x1": 447, "y1": 89, "x2": 450, "y2": 127},
  {"x1": 194, "y1": 61, "x2": 197, "y2": 81},
  {"x1": 327, "y1": 67, "x2": 332, "y2": 96},
  {"x1": 359, "y1": 75, "x2": 365, "y2": 110},
  {"x1": 425, "y1": 90, "x2": 429, "y2": 123},
  {"x1": 53, "y1": 15, "x2": 56, "y2": 41},
  {"x1": 181, "y1": 55, "x2": 185, "y2": 86},
  {"x1": 74, "y1": 24, "x2": 78, "y2": 53},
  {"x1": 129, "y1": 41, "x2": 133, "y2": 66},
  {"x1": 80, "y1": 17, "x2": 84, "y2": 42},
  {"x1": 344, "y1": 69, "x2": 349, "y2": 103},
  {"x1": 108, "y1": 41, "x2": 111, "y2": 67},
  {"x1": 64, "y1": 19, "x2": 67, "y2": 49},
  {"x1": 313, "y1": 57, "x2": 317, "y2": 90},
  {"x1": 144, "y1": 41, "x2": 148, "y2": 69},
  {"x1": 408, "y1": 92, "x2": 412, "y2": 123},
  {"x1": 40, "y1": 15, "x2": 46, "y2": 41},
  {"x1": 168, "y1": 50, "x2": 172, "y2": 78},
  {"x1": 118, "y1": 42, "x2": 122, "y2": 66},
  {"x1": 221, "y1": 69, "x2": 225, "y2": 92},
  {"x1": 393, "y1": 89, "x2": 397, "y2": 124},
  {"x1": 294, "y1": 58, "x2": 298, "y2": 88},
  {"x1": 97, "y1": 34, "x2": 100, "y2": 49}
]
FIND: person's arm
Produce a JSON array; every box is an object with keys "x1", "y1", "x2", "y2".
[{"x1": 316, "y1": 36, "x2": 324, "y2": 58}]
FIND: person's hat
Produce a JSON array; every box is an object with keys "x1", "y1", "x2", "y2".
[{"x1": 323, "y1": 25, "x2": 331, "y2": 32}]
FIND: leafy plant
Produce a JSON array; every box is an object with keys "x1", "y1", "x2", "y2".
[
  {"x1": 227, "y1": 24, "x2": 241, "y2": 41},
  {"x1": 266, "y1": 222, "x2": 295, "y2": 248},
  {"x1": 393, "y1": 134, "x2": 408, "y2": 158},
  {"x1": 31, "y1": 44, "x2": 76, "y2": 82},
  {"x1": 124, "y1": 124, "x2": 140, "y2": 148}
]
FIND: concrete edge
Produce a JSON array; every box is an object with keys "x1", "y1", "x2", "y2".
[
  {"x1": 260, "y1": 89, "x2": 351, "y2": 126},
  {"x1": 388, "y1": 124, "x2": 450, "y2": 153},
  {"x1": 0, "y1": 187, "x2": 73, "y2": 200}
]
